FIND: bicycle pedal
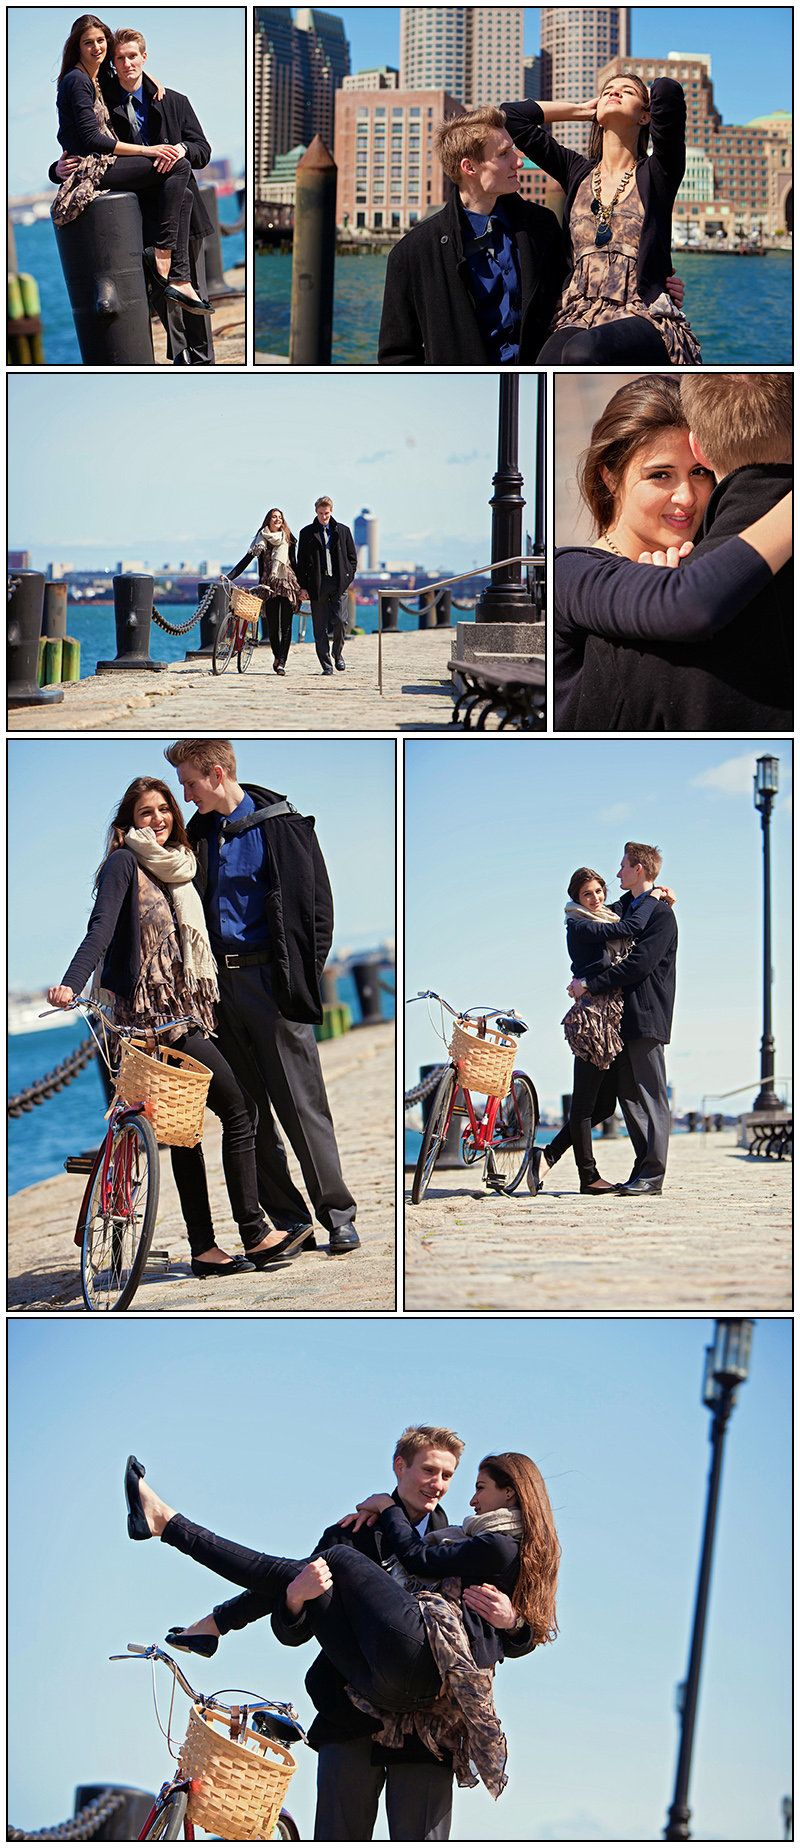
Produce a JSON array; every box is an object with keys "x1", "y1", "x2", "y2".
[
  {"x1": 65, "y1": 1152, "x2": 98, "y2": 1174},
  {"x1": 145, "y1": 1249, "x2": 172, "y2": 1270}
]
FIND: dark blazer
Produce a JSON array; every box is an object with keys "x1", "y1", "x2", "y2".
[
  {"x1": 377, "y1": 187, "x2": 565, "y2": 365},
  {"x1": 576, "y1": 465, "x2": 793, "y2": 732},
  {"x1": 187, "y1": 783, "x2": 334, "y2": 1025},
  {"x1": 296, "y1": 517, "x2": 357, "y2": 601},
  {"x1": 106, "y1": 73, "x2": 214, "y2": 239},
  {"x1": 61, "y1": 849, "x2": 142, "y2": 1000},
  {"x1": 566, "y1": 898, "x2": 655, "y2": 984},
  {"x1": 503, "y1": 79, "x2": 686, "y2": 307},
  {"x1": 586, "y1": 894, "x2": 677, "y2": 1045}
]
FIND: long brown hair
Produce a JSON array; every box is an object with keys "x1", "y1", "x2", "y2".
[
  {"x1": 587, "y1": 73, "x2": 651, "y2": 164},
  {"x1": 262, "y1": 508, "x2": 296, "y2": 546},
  {"x1": 94, "y1": 778, "x2": 190, "y2": 887},
  {"x1": 578, "y1": 375, "x2": 688, "y2": 536},
  {"x1": 58, "y1": 14, "x2": 115, "y2": 86},
  {"x1": 480, "y1": 1452, "x2": 560, "y2": 1643}
]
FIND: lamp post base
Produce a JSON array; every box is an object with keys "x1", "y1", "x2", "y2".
[{"x1": 665, "y1": 1802, "x2": 691, "y2": 1841}]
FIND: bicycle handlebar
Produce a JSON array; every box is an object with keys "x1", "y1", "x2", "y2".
[
  {"x1": 39, "y1": 1000, "x2": 199, "y2": 1036},
  {"x1": 408, "y1": 991, "x2": 528, "y2": 1034},
  {"x1": 112, "y1": 1644, "x2": 307, "y2": 1736}
]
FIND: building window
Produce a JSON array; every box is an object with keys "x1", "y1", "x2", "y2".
[
  {"x1": 391, "y1": 212, "x2": 401, "y2": 227},
  {"x1": 374, "y1": 211, "x2": 383, "y2": 227},
  {"x1": 356, "y1": 211, "x2": 365, "y2": 226}
]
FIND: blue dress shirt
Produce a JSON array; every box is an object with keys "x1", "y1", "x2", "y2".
[
  {"x1": 460, "y1": 200, "x2": 522, "y2": 364},
  {"x1": 207, "y1": 792, "x2": 272, "y2": 947}
]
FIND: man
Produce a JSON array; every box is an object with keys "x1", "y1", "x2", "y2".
[
  {"x1": 296, "y1": 498, "x2": 357, "y2": 676},
  {"x1": 165, "y1": 738, "x2": 359, "y2": 1254},
  {"x1": 377, "y1": 106, "x2": 565, "y2": 365},
  {"x1": 192, "y1": 1426, "x2": 535, "y2": 1841},
  {"x1": 568, "y1": 843, "x2": 677, "y2": 1197}
]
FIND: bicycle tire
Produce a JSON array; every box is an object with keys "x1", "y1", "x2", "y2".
[
  {"x1": 142, "y1": 1788, "x2": 188, "y2": 1840},
  {"x1": 411, "y1": 1067, "x2": 457, "y2": 1204},
  {"x1": 80, "y1": 1115, "x2": 160, "y2": 1311},
  {"x1": 486, "y1": 1072, "x2": 539, "y2": 1194},
  {"x1": 237, "y1": 623, "x2": 256, "y2": 673},
  {"x1": 274, "y1": 1813, "x2": 301, "y2": 1841},
  {"x1": 212, "y1": 609, "x2": 237, "y2": 675}
]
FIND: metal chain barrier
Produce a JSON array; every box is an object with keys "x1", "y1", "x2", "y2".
[
  {"x1": 8, "y1": 1036, "x2": 97, "y2": 1117},
  {"x1": 8, "y1": 574, "x2": 22, "y2": 600},
  {"x1": 151, "y1": 580, "x2": 217, "y2": 637},
  {"x1": 395, "y1": 585, "x2": 451, "y2": 618},
  {"x1": 404, "y1": 1064, "x2": 448, "y2": 1108},
  {"x1": 9, "y1": 1789, "x2": 128, "y2": 1841}
]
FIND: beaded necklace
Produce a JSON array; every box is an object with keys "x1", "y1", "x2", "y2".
[{"x1": 590, "y1": 164, "x2": 635, "y2": 248}]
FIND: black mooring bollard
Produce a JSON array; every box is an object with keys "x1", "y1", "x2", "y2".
[
  {"x1": 351, "y1": 957, "x2": 384, "y2": 1026},
  {"x1": 381, "y1": 596, "x2": 399, "y2": 631},
  {"x1": 43, "y1": 582, "x2": 68, "y2": 638},
  {"x1": 96, "y1": 575, "x2": 169, "y2": 672},
  {"x1": 7, "y1": 570, "x2": 64, "y2": 706},
  {"x1": 199, "y1": 183, "x2": 243, "y2": 302},
  {"x1": 418, "y1": 588, "x2": 436, "y2": 630},
  {"x1": 185, "y1": 579, "x2": 226, "y2": 660},
  {"x1": 53, "y1": 192, "x2": 155, "y2": 365},
  {"x1": 289, "y1": 136, "x2": 337, "y2": 365},
  {"x1": 435, "y1": 587, "x2": 452, "y2": 627},
  {"x1": 73, "y1": 1785, "x2": 156, "y2": 1840}
]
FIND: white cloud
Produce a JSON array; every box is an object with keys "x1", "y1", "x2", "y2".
[
  {"x1": 691, "y1": 752, "x2": 792, "y2": 798},
  {"x1": 596, "y1": 802, "x2": 632, "y2": 824}
]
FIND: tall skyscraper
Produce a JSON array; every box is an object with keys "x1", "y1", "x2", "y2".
[
  {"x1": 400, "y1": 8, "x2": 524, "y2": 108},
  {"x1": 255, "y1": 6, "x2": 350, "y2": 198},
  {"x1": 540, "y1": 8, "x2": 630, "y2": 151}
]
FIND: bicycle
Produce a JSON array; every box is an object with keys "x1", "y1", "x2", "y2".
[
  {"x1": 408, "y1": 991, "x2": 539, "y2": 1204},
  {"x1": 39, "y1": 998, "x2": 201, "y2": 1313},
  {"x1": 111, "y1": 1643, "x2": 305, "y2": 1840},
  {"x1": 213, "y1": 577, "x2": 260, "y2": 676}
]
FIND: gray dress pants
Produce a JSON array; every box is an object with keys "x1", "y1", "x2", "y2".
[
  {"x1": 615, "y1": 1036, "x2": 670, "y2": 1182},
  {"x1": 214, "y1": 961, "x2": 356, "y2": 1234},
  {"x1": 314, "y1": 1736, "x2": 453, "y2": 1841}
]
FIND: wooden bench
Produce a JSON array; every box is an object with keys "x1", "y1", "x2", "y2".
[{"x1": 449, "y1": 656, "x2": 545, "y2": 730}]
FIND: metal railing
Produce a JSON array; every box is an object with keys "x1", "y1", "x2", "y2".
[{"x1": 376, "y1": 553, "x2": 544, "y2": 695}]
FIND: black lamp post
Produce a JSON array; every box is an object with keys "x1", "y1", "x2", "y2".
[
  {"x1": 664, "y1": 1320, "x2": 754, "y2": 1842},
  {"x1": 476, "y1": 373, "x2": 535, "y2": 623},
  {"x1": 753, "y1": 755, "x2": 780, "y2": 1112}
]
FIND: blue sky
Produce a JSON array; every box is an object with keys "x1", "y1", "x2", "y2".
[
  {"x1": 7, "y1": 6, "x2": 246, "y2": 195},
  {"x1": 7, "y1": 372, "x2": 541, "y2": 576},
  {"x1": 7, "y1": 738, "x2": 395, "y2": 988},
  {"x1": 405, "y1": 738, "x2": 792, "y2": 1117},
  {"x1": 7, "y1": 1316, "x2": 791, "y2": 1842}
]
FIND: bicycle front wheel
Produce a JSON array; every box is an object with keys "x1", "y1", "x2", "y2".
[
  {"x1": 411, "y1": 1067, "x2": 457, "y2": 1204},
  {"x1": 486, "y1": 1072, "x2": 539, "y2": 1194},
  {"x1": 142, "y1": 1789, "x2": 188, "y2": 1840},
  {"x1": 80, "y1": 1115, "x2": 160, "y2": 1311},
  {"x1": 273, "y1": 1812, "x2": 301, "y2": 1841},
  {"x1": 237, "y1": 621, "x2": 256, "y2": 673},
  {"x1": 212, "y1": 609, "x2": 237, "y2": 675}
]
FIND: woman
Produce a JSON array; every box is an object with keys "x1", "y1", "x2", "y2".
[
  {"x1": 504, "y1": 75, "x2": 700, "y2": 364},
  {"x1": 48, "y1": 779, "x2": 307, "y2": 1277},
  {"x1": 531, "y1": 868, "x2": 667, "y2": 1196},
  {"x1": 554, "y1": 375, "x2": 793, "y2": 729},
  {"x1": 125, "y1": 1449, "x2": 560, "y2": 1798},
  {"x1": 227, "y1": 509, "x2": 304, "y2": 676},
  {"x1": 51, "y1": 15, "x2": 210, "y2": 315}
]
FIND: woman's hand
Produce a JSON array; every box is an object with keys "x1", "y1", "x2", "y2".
[
  {"x1": 652, "y1": 886, "x2": 676, "y2": 908},
  {"x1": 637, "y1": 541, "x2": 694, "y2": 568},
  {"x1": 48, "y1": 985, "x2": 75, "y2": 1007},
  {"x1": 348, "y1": 1492, "x2": 394, "y2": 1532},
  {"x1": 285, "y1": 1557, "x2": 333, "y2": 1616},
  {"x1": 666, "y1": 273, "x2": 685, "y2": 308},
  {"x1": 567, "y1": 979, "x2": 586, "y2": 999}
]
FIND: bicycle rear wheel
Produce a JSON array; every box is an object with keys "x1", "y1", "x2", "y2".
[
  {"x1": 411, "y1": 1067, "x2": 457, "y2": 1204},
  {"x1": 142, "y1": 1788, "x2": 188, "y2": 1840},
  {"x1": 237, "y1": 621, "x2": 256, "y2": 673},
  {"x1": 80, "y1": 1115, "x2": 160, "y2": 1311},
  {"x1": 485, "y1": 1072, "x2": 539, "y2": 1194},
  {"x1": 212, "y1": 610, "x2": 237, "y2": 675}
]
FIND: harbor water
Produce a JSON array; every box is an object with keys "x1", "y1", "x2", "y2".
[
  {"x1": 12, "y1": 195, "x2": 245, "y2": 367},
  {"x1": 256, "y1": 246, "x2": 792, "y2": 366}
]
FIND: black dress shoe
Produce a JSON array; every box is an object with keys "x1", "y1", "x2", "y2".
[
  {"x1": 190, "y1": 1254, "x2": 256, "y2": 1278},
  {"x1": 322, "y1": 664, "x2": 334, "y2": 676},
  {"x1": 334, "y1": 658, "x2": 346, "y2": 671},
  {"x1": 125, "y1": 1455, "x2": 151, "y2": 1541},
  {"x1": 247, "y1": 1225, "x2": 312, "y2": 1267},
  {"x1": 329, "y1": 1223, "x2": 360, "y2": 1254},
  {"x1": 165, "y1": 1626, "x2": 219, "y2": 1658},
  {"x1": 274, "y1": 663, "x2": 286, "y2": 676},
  {"x1": 616, "y1": 1178, "x2": 663, "y2": 1196}
]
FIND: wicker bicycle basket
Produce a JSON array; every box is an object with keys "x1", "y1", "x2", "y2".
[
  {"x1": 179, "y1": 1702, "x2": 297, "y2": 1841},
  {"x1": 449, "y1": 1019, "x2": 517, "y2": 1099},
  {"x1": 114, "y1": 1040, "x2": 212, "y2": 1148},
  {"x1": 229, "y1": 582, "x2": 262, "y2": 622}
]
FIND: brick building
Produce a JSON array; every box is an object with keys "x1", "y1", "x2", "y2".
[{"x1": 334, "y1": 88, "x2": 461, "y2": 231}]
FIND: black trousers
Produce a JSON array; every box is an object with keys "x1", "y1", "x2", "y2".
[
  {"x1": 615, "y1": 1037, "x2": 670, "y2": 1182},
  {"x1": 161, "y1": 236, "x2": 214, "y2": 364},
  {"x1": 213, "y1": 961, "x2": 356, "y2": 1234},
  {"x1": 310, "y1": 587, "x2": 349, "y2": 669},
  {"x1": 103, "y1": 155, "x2": 193, "y2": 277},
  {"x1": 262, "y1": 595, "x2": 293, "y2": 665},
  {"x1": 162, "y1": 1517, "x2": 440, "y2": 1712},
  {"x1": 545, "y1": 1057, "x2": 618, "y2": 1187},
  {"x1": 314, "y1": 1737, "x2": 453, "y2": 1842},
  {"x1": 167, "y1": 1029, "x2": 267, "y2": 1257},
  {"x1": 537, "y1": 315, "x2": 671, "y2": 366}
]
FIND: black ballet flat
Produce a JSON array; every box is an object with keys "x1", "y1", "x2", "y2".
[
  {"x1": 163, "y1": 283, "x2": 214, "y2": 316},
  {"x1": 165, "y1": 1625, "x2": 219, "y2": 1658},
  {"x1": 528, "y1": 1148, "x2": 547, "y2": 1195},
  {"x1": 125, "y1": 1454, "x2": 151, "y2": 1541},
  {"x1": 190, "y1": 1254, "x2": 256, "y2": 1278}
]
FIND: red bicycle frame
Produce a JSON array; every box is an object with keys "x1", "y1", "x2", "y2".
[{"x1": 72, "y1": 1099, "x2": 149, "y2": 1250}]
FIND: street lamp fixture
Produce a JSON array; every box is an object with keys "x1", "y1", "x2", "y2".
[
  {"x1": 664, "y1": 1320, "x2": 754, "y2": 1841},
  {"x1": 753, "y1": 755, "x2": 780, "y2": 1112}
]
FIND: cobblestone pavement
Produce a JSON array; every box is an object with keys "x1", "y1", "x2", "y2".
[
  {"x1": 8, "y1": 630, "x2": 457, "y2": 733},
  {"x1": 405, "y1": 1130, "x2": 791, "y2": 1312},
  {"x1": 9, "y1": 1022, "x2": 395, "y2": 1314}
]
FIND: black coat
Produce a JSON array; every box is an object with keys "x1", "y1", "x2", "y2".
[
  {"x1": 377, "y1": 187, "x2": 565, "y2": 365},
  {"x1": 566, "y1": 897, "x2": 656, "y2": 983},
  {"x1": 586, "y1": 894, "x2": 677, "y2": 1045},
  {"x1": 296, "y1": 517, "x2": 357, "y2": 601},
  {"x1": 186, "y1": 783, "x2": 334, "y2": 1025},
  {"x1": 576, "y1": 465, "x2": 793, "y2": 732},
  {"x1": 503, "y1": 79, "x2": 686, "y2": 307},
  {"x1": 106, "y1": 73, "x2": 214, "y2": 239}
]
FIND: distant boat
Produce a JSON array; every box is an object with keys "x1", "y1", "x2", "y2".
[{"x1": 7, "y1": 992, "x2": 65, "y2": 1035}]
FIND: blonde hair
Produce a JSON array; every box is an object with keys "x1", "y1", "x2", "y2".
[
  {"x1": 114, "y1": 27, "x2": 146, "y2": 53},
  {"x1": 624, "y1": 841, "x2": 662, "y2": 881},
  {"x1": 435, "y1": 107, "x2": 507, "y2": 183},
  {"x1": 680, "y1": 374, "x2": 792, "y2": 477},
  {"x1": 164, "y1": 739, "x2": 238, "y2": 779},
  {"x1": 393, "y1": 1426, "x2": 464, "y2": 1467}
]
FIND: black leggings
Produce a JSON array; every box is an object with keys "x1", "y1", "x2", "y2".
[
  {"x1": 162, "y1": 1516, "x2": 440, "y2": 1711},
  {"x1": 167, "y1": 1031, "x2": 267, "y2": 1256},
  {"x1": 102, "y1": 155, "x2": 193, "y2": 280},
  {"x1": 537, "y1": 316, "x2": 672, "y2": 366},
  {"x1": 545, "y1": 1057, "x2": 618, "y2": 1187},
  {"x1": 262, "y1": 596, "x2": 293, "y2": 666}
]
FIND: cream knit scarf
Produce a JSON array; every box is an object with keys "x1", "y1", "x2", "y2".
[
  {"x1": 461, "y1": 1508, "x2": 523, "y2": 1541},
  {"x1": 124, "y1": 828, "x2": 218, "y2": 996},
  {"x1": 564, "y1": 898, "x2": 630, "y2": 963},
  {"x1": 250, "y1": 525, "x2": 289, "y2": 567}
]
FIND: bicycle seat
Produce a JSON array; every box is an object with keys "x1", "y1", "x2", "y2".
[
  {"x1": 251, "y1": 1707, "x2": 306, "y2": 1747},
  {"x1": 495, "y1": 1015, "x2": 528, "y2": 1037}
]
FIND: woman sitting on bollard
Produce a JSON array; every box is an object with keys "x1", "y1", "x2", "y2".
[
  {"x1": 51, "y1": 13, "x2": 211, "y2": 316},
  {"x1": 226, "y1": 509, "x2": 305, "y2": 677},
  {"x1": 47, "y1": 777, "x2": 310, "y2": 1278}
]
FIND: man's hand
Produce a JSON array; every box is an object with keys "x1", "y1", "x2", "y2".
[
  {"x1": 462, "y1": 1584, "x2": 519, "y2": 1629},
  {"x1": 55, "y1": 154, "x2": 80, "y2": 180},
  {"x1": 568, "y1": 978, "x2": 586, "y2": 999},
  {"x1": 666, "y1": 273, "x2": 685, "y2": 308},
  {"x1": 285, "y1": 1557, "x2": 332, "y2": 1616},
  {"x1": 152, "y1": 143, "x2": 184, "y2": 173},
  {"x1": 637, "y1": 541, "x2": 693, "y2": 569}
]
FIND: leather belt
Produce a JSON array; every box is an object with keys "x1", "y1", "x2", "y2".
[{"x1": 219, "y1": 948, "x2": 271, "y2": 970}]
